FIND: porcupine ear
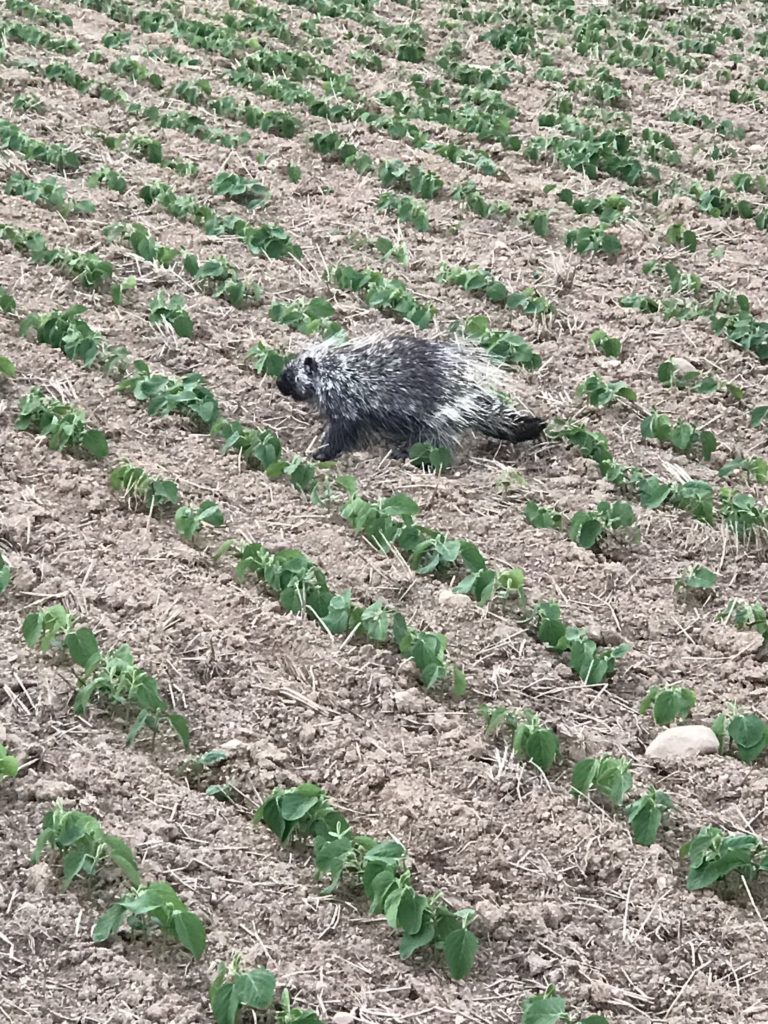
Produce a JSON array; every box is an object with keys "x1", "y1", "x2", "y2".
[{"x1": 303, "y1": 356, "x2": 318, "y2": 376}]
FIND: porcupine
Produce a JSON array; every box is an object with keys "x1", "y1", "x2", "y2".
[{"x1": 275, "y1": 329, "x2": 546, "y2": 461}]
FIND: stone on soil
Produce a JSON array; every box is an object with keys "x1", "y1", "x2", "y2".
[{"x1": 645, "y1": 725, "x2": 719, "y2": 760}]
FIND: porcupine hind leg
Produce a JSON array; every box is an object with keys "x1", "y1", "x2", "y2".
[{"x1": 311, "y1": 416, "x2": 362, "y2": 461}]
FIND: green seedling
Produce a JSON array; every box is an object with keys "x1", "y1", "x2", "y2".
[
  {"x1": 719, "y1": 457, "x2": 768, "y2": 485},
  {"x1": 0, "y1": 353, "x2": 16, "y2": 378},
  {"x1": 0, "y1": 117, "x2": 81, "y2": 170},
  {"x1": 718, "y1": 600, "x2": 768, "y2": 654},
  {"x1": 479, "y1": 706, "x2": 560, "y2": 772},
  {"x1": 572, "y1": 756, "x2": 632, "y2": 807},
  {"x1": 589, "y1": 329, "x2": 622, "y2": 357},
  {"x1": 87, "y1": 166, "x2": 128, "y2": 193},
  {"x1": 568, "y1": 501, "x2": 635, "y2": 550},
  {"x1": 576, "y1": 373, "x2": 636, "y2": 408},
  {"x1": 211, "y1": 171, "x2": 269, "y2": 208},
  {"x1": 675, "y1": 565, "x2": 717, "y2": 593},
  {"x1": 235, "y1": 541, "x2": 464, "y2": 692},
  {"x1": 210, "y1": 956, "x2": 277, "y2": 1024},
  {"x1": 276, "y1": 988, "x2": 325, "y2": 1024},
  {"x1": 0, "y1": 553, "x2": 10, "y2": 594},
  {"x1": 535, "y1": 602, "x2": 630, "y2": 685},
  {"x1": 681, "y1": 825, "x2": 768, "y2": 891},
  {"x1": 118, "y1": 363, "x2": 219, "y2": 429},
  {"x1": 640, "y1": 685, "x2": 696, "y2": 725},
  {"x1": 16, "y1": 390, "x2": 108, "y2": 457},
  {"x1": 437, "y1": 264, "x2": 552, "y2": 315},
  {"x1": 92, "y1": 881, "x2": 206, "y2": 959},
  {"x1": 331, "y1": 264, "x2": 434, "y2": 328},
  {"x1": 519, "y1": 987, "x2": 609, "y2": 1024},
  {"x1": 109, "y1": 464, "x2": 180, "y2": 511},
  {"x1": 213, "y1": 421, "x2": 282, "y2": 471},
  {"x1": 31, "y1": 801, "x2": 140, "y2": 889},
  {"x1": 4, "y1": 171, "x2": 94, "y2": 216},
  {"x1": 565, "y1": 225, "x2": 622, "y2": 256},
  {"x1": 641, "y1": 412, "x2": 717, "y2": 461},
  {"x1": 525, "y1": 500, "x2": 563, "y2": 530},
  {"x1": 108, "y1": 222, "x2": 179, "y2": 268},
  {"x1": 625, "y1": 787, "x2": 673, "y2": 846},
  {"x1": 246, "y1": 341, "x2": 290, "y2": 377},
  {"x1": 712, "y1": 707, "x2": 768, "y2": 764},
  {"x1": 74, "y1": 642, "x2": 190, "y2": 750},
  {"x1": 657, "y1": 360, "x2": 741, "y2": 399},
  {"x1": 21, "y1": 306, "x2": 106, "y2": 367},
  {"x1": 268, "y1": 296, "x2": 342, "y2": 339},
  {"x1": 451, "y1": 181, "x2": 510, "y2": 219},
  {"x1": 377, "y1": 192, "x2": 430, "y2": 231},
  {"x1": 519, "y1": 208, "x2": 551, "y2": 237},
  {"x1": 0, "y1": 286, "x2": 16, "y2": 313},
  {"x1": 0, "y1": 744, "x2": 19, "y2": 778},
  {"x1": 175, "y1": 501, "x2": 225, "y2": 540},
  {"x1": 457, "y1": 314, "x2": 541, "y2": 370},
  {"x1": 183, "y1": 254, "x2": 262, "y2": 307},
  {"x1": 374, "y1": 236, "x2": 408, "y2": 267},
  {"x1": 22, "y1": 604, "x2": 76, "y2": 653},
  {"x1": 407, "y1": 442, "x2": 453, "y2": 471},
  {"x1": 149, "y1": 291, "x2": 194, "y2": 338},
  {"x1": 182, "y1": 749, "x2": 229, "y2": 782},
  {"x1": 255, "y1": 783, "x2": 478, "y2": 979},
  {"x1": 378, "y1": 158, "x2": 443, "y2": 198},
  {"x1": 547, "y1": 187, "x2": 629, "y2": 225}
]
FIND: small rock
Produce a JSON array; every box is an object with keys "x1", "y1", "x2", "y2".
[
  {"x1": 526, "y1": 952, "x2": 550, "y2": 977},
  {"x1": 332, "y1": 1013, "x2": 356, "y2": 1024},
  {"x1": 220, "y1": 738, "x2": 244, "y2": 754},
  {"x1": 30, "y1": 778, "x2": 77, "y2": 802},
  {"x1": 392, "y1": 688, "x2": 427, "y2": 713},
  {"x1": 437, "y1": 588, "x2": 472, "y2": 608},
  {"x1": 670, "y1": 356, "x2": 697, "y2": 375},
  {"x1": 475, "y1": 898, "x2": 505, "y2": 929},
  {"x1": 645, "y1": 725, "x2": 719, "y2": 760}
]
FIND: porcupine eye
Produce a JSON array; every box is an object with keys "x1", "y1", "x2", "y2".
[{"x1": 303, "y1": 356, "x2": 317, "y2": 376}]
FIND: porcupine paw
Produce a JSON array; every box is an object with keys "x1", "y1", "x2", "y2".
[
  {"x1": 311, "y1": 445, "x2": 338, "y2": 461},
  {"x1": 389, "y1": 445, "x2": 411, "y2": 461}
]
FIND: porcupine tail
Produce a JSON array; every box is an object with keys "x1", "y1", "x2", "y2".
[{"x1": 471, "y1": 395, "x2": 547, "y2": 443}]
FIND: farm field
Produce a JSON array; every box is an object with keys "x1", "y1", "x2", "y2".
[{"x1": 2, "y1": 0, "x2": 768, "y2": 1020}]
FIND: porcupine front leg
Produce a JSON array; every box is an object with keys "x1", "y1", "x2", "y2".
[{"x1": 311, "y1": 416, "x2": 362, "y2": 461}]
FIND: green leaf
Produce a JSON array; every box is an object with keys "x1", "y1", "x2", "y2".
[
  {"x1": 65, "y1": 628, "x2": 101, "y2": 672},
  {"x1": 568, "y1": 514, "x2": 603, "y2": 549},
  {"x1": 442, "y1": 925, "x2": 478, "y2": 980},
  {"x1": 396, "y1": 888, "x2": 427, "y2": 935},
  {"x1": 683, "y1": 566, "x2": 717, "y2": 589},
  {"x1": 172, "y1": 910, "x2": 207, "y2": 959},
  {"x1": 232, "y1": 967, "x2": 277, "y2": 1010},
  {"x1": 82, "y1": 429, "x2": 109, "y2": 457},
  {"x1": 91, "y1": 901, "x2": 129, "y2": 942},
  {"x1": 167, "y1": 713, "x2": 190, "y2": 750},
  {"x1": 62, "y1": 849, "x2": 89, "y2": 889},
  {"x1": 0, "y1": 355, "x2": 16, "y2": 377},
  {"x1": 211, "y1": 981, "x2": 240, "y2": 1024},
  {"x1": 22, "y1": 612, "x2": 43, "y2": 648},
  {"x1": 279, "y1": 784, "x2": 324, "y2": 821},
  {"x1": 399, "y1": 916, "x2": 435, "y2": 958},
  {"x1": 520, "y1": 994, "x2": 567, "y2": 1024}
]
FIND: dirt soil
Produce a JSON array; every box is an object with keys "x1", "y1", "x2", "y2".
[{"x1": 2, "y1": 0, "x2": 768, "y2": 1022}]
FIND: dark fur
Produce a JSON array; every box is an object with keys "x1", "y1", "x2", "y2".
[{"x1": 276, "y1": 331, "x2": 546, "y2": 460}]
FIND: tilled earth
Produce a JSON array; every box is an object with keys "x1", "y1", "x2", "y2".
[{"x1": 1, "y1": 0, "x2": 768, "y2": 1022}]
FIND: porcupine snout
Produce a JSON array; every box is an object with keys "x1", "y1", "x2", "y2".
[{"x1": 276, "y1": 368, "x2": 293, "y2": 397}]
